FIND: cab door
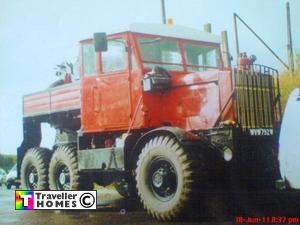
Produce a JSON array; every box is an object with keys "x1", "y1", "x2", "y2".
[
  {"x1": 81, "y1": 40, "x2": 102, "y2": 132},
  {"x1": 99, "y1": 37, "x2": 131, "y2": 130}
]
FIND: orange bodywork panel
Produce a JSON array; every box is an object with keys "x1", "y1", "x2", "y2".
[
  {"x1": 144, "y1": 70, "x2": 234, "y2": 130},
  {"x1": 81, "y1": 73, "x2": 132, "y2": 132},
  {"x1": 80, "y1": 69, "x2": 234, "y2": 133}
]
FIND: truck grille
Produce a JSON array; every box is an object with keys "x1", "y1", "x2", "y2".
[{"x1": 234, "y1": 65, "x2": 281, "y2": 131}]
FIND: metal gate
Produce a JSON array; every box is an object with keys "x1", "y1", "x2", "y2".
[{"x1": 234, "y1": 65, "x2": 281, "y2": 131}]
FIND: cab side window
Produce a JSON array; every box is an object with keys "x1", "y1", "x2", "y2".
[
  {"x1": 83, "y1": 43, "x2": 96, "y2": 76},
  {"x1": 102, "y1": 39, "x2": 127, "y2": 73}
]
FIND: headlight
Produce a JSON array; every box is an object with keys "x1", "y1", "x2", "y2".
[{"x1": 223, "y1": 147, "x2": 233, "y2": 162}]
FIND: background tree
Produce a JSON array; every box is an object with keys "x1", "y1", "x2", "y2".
[{"x1": 0, "y1": 154, "x2": 17, "y2": 172}]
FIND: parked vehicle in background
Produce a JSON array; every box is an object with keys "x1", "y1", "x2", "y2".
[
  {"x1": 6, "y1": 164, "x2": 20, "y2": 189},
  {"x1": 0, "y1": 168, "x2": 7, "y2": 186}
]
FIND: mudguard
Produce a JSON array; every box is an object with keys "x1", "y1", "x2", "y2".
[
  {"x1": 133, "y1": 126, "x2": 210, "y2": 150},
  {"x1": 123, "y1": 126, "x2": 213, "y2": 171},
  {"x1": 17, "y1": 119, "x2": 41, "y2": 178}
]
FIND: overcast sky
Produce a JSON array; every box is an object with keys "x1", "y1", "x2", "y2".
[{"x1": 0, "y1": 0, "x2": 299, "y2": 154}]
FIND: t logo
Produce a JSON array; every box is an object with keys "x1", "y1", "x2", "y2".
[
  {"x1": 15, "y1": 191, "x2": 34, "y2": 210},
  {"x1": 20, "y1": 194, "x2": 32, "y2": 207}
]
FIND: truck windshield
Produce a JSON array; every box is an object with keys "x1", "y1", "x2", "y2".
[
  {"x1": 138, "y1": 37, "x2": 183, "y2": 71},
  {"x1": 184, "y1": 43, "x2": 221, "y2": 72},
  {"x1": 138, "y1": 36, "x2": 221, "y2": 72}
]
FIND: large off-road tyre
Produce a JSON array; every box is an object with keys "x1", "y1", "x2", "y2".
[
  {"x1": 21, "y1": 147, "x2": 51, "y2": 190},
  {"x1": 49, "y1": 145, "x2": 93, "y2": 190},
  {"x1": 136, "y1": 135, "x2": 205, "y2": 221}
]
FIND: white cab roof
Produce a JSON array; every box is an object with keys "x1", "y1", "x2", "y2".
[{"x1": 113, "y1": 23, "x2": 221, "y2": 44}]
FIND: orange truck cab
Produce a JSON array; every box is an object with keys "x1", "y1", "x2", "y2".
[
  {"x1": 80, "y1": 23, "x2": 233, "y2": 133},
  {"x1": 17, "y1": 23, "x2": 281, "y2": 220}
]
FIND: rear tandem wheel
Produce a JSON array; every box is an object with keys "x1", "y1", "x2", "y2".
[
  {"x1": 20, "y1": 147, "x2": 51, "y2": 190},
  {"x1": 48, "y1": 145, "x2": 93, "y2": 190}
]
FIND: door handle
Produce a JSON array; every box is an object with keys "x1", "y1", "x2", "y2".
[{"x1": 92, "y1": 86, "x2": 100, "y2": 112}]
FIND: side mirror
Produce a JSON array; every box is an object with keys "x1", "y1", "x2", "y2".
[{"x1": 94, "y1": 33, "x2": 107, "y2": 52}]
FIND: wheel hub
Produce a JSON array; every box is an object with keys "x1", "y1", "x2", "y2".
[
  {"x1": 56, "y1": 164, "x2": 70, "y2": 190},
  {"x1": 152, "y1": 170, "x2": 164, "y2": 188},
  {"x1": 59, "y1": 172, "x2": 66, "y2": 185},
  {"x1": 29, "y1": 172, "x2": 35, "y2": 184},
  {"x1": 26, "y1": 165, "x2": 38, "y2": 189},
  {"x1": 149, "y1": 159, "x2": 177, "y2": 201}
]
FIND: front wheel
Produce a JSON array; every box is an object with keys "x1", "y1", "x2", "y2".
[{"x1": 135, "y1": 135, "x2": 205, "y2": 221}]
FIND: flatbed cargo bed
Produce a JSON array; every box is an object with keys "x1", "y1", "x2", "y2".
[{"x1": 23, "y1": 82, "x2": 81, "y2": 117}]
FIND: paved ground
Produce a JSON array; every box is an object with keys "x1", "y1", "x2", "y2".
[
  {"x1": 0, "y1": 186, "x2": 236, "y2": 225},
  {"x1": 1, "y1": 185, "x2": 298, "y2": 225}
]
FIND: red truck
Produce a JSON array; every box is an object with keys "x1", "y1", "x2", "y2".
[{"x1": 17, "y1": 23, "x2": 281, "y2": 220}]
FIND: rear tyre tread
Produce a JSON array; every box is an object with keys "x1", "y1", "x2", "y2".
[
  {"x1": 21, "y1": 147, "x2": 51, "y2": 190},
  {"x1": 49, "y1": 145, "x2": 93, "y2": 190}
]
